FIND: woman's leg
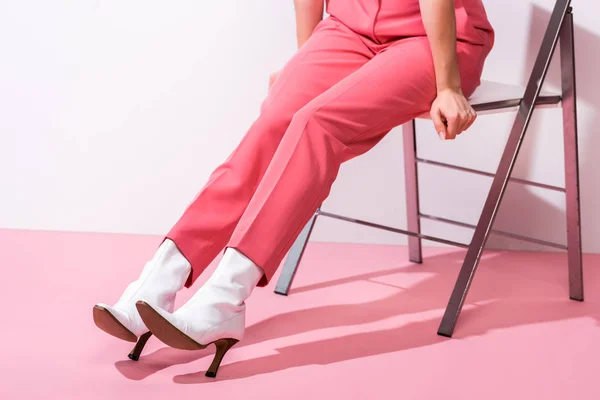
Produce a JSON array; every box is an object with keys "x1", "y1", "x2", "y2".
[
  {"x1": 228, "y1": 37, "x2": 490, "y2": 284},
  {"x1": 166, "y1": 18, "x2": 373, "y2": 288},
  {"x1": 94, "y1": 17, "x2": 372, "y2": 342},
  {"x1": 137, "y1": 37, "x2": 491, "y2": 351}
]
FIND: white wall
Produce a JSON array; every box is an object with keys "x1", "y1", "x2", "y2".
[{"x1": 1, "y1": 0, "x2": 598, "y2": 253}]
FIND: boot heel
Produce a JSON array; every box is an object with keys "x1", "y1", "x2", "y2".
[
  {"x1": 128, "y1": 332, "x2": 153, "y2": 361},
  {"x1": 205, "y1": 338, "x2": 239, "y2": 378}
]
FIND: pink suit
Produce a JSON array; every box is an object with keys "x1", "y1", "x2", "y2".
[{"x1": 167, "y1": 0, "x2": 495, "y2": 287}]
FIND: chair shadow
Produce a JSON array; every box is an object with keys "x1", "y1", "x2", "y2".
[
  {"x1": 114, "y1": 249, "x2": 600, "y2": 383},
  {"x1": 173, "y1": 250, "x2": 600, "y2": 383}
]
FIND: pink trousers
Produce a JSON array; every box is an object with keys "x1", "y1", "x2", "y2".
[{"x1": 167, "y1": 15, "x2": 494, "y2": 288}]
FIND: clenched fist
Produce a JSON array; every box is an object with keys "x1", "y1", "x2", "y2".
[{"x1": 430, "y1": 88, "x2": 477, "y2": 140}]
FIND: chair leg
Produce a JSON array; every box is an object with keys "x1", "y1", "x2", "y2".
[
  {"x1": 403, "y1": 120, "x2": 422, "y2": 263},
  {"x1": 560, "y1": 8, "x2": 584, "y2": 301},
  {"x1": 437, "y1": 0, "x2": 572, "y2": 337},
  {"x1": 274, "y1": 210, "x2": 319, "y2": 295}
]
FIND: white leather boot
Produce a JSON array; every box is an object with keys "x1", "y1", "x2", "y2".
[
  {"x1": 93, "y1": 239, "x2": 191, "y2": 345},
  {"x1": 136, "y1": 247, "x2": 263, "y2": 377}
]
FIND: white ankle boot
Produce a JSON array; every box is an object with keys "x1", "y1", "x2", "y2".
[
  {"x1": 93, "y1": 239, "x2": 191, "y2": 342},
  {"x1": 136, "y1": 247, "x2": 263, "y2": 373}
]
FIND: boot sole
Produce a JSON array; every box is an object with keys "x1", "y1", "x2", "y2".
[
  {"x1": 93, "y1": 305, "x2": 138, "y2": 343},
  {"x1": 136, "y1": 301, "x2": 208, "y2": 351}
]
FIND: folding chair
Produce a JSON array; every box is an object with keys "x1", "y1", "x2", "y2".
[{"x1": 274, "y1": 0, "x2": 583, "y2": 338}]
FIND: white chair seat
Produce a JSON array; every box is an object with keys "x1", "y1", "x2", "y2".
[{"x1": 417, "y1": 80, "x2": 562, "y2": 119}]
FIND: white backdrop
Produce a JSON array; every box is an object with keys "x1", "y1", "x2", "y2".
[{"x1": 1, "y1": 0, "x2": 598, "y2": 252}]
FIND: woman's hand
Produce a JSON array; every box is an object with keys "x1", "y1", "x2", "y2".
[
  {"x1": 419, "y1": 0, "x2": 474, "y2": 140},
  {"x1": 430, "y1": 88, "x2": 476, "y2": 140},
  {"x1": 271, "y1": 2, "x2": 321, "y2": 91},
  {"x1": 269, "y1": 71, "x2": 280, "y2": 89}
]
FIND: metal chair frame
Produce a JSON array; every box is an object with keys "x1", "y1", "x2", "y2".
[{"x1": 274, "y1": 0, "x2": 583, "y2": 338}]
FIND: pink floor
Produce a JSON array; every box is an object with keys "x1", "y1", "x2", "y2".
[{"x1": 1, "y1": 229, "x2": 599, "y2": 399}]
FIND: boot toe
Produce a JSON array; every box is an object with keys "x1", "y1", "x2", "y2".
[
  {"x1": 93, "y1": 304, "x2": 138, "y2": 342},
  {"x1": 136, "y1": 301, "x2": 206, "y2": 350}
]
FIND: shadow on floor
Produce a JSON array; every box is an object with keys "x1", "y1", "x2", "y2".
[{"x1": 114, "y1": 249, "x2": 600, "y2": 383}]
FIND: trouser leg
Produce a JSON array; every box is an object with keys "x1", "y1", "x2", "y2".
[{"x1": 165, "y1": 18, "x2": 371, "y2": 287}]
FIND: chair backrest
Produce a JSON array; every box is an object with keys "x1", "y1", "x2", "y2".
[{"x1": 511, "y1": 0, "x2": 571, "y2": 119}]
